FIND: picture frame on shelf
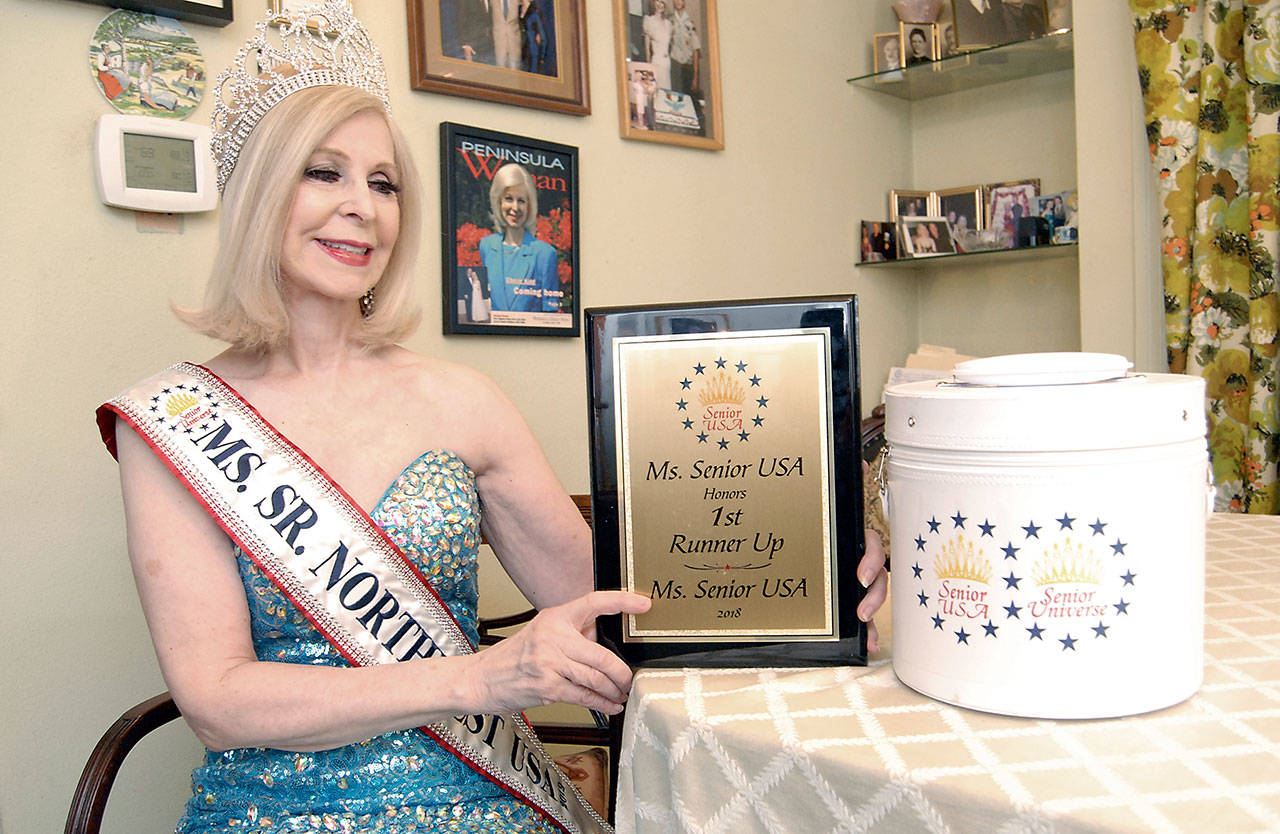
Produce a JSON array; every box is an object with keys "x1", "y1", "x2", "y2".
[
  {"x1": 861, "y1": 220, "x2": 899, "y2": 263},
  {"x1": 934, "y1": 185, "x2": 984, "y2": 237},
  {"x1": 935, "y1": 19, "x2": 959, "y2": 58},
  {"x1": 899, "y1": 21, "x2": 936, "y2": 67},
  {"x1": 984, "y1": 178, "x2": 1040, "y2": 247},
  {"x1": 950, "y1": 0, "x2": 1048, "y2": 50},
  {"x1": 899, "y1": 216, "x2": 956, "y2": 258},
  {"x1": 613, "y1": 0, "x2": 724, "y2": 150},
  {"x1": 76, "y1": 0, "x2": 233, "y2": 27},
  {"x1": 872, "y1": 31, "x2": 904, "y2": 79},
  {"x1": 1037, "y1": 188, "x2": 1077, "y2": 231},
  {"x1": 439, "y1": 122, "x2": 580, "y2": 337},
  {"x1": 270, "y1": 0, "x2": 350, "y2": 33},
  {"x1": 889, "y1": 188, "x2": 933, "y2": 221},
  {"x1": 406, "y1": 0, "x2": 589, "y2": 115}
]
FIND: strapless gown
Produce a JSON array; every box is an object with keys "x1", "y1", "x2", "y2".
[{"x1": 175, "y1": 450, "x2": 558, "y2": 833}]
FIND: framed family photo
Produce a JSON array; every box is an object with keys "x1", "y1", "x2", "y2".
[
  {"x1": 899, "y1": 21, "x2": 936, "y2": 67},
  {"x1": 872, "y1": 31, "x2": 904, "y2": 79},
  {"x1": 899, "y1": 216, "x2": 956, "y2": 258},
  {"x1": 985, "y1": 178, "x2": 1040, "y2": 245},
  {"x1": 889, "y1": 188, "x2": 933, "y2": 221},
  {"x1": 934, "y1": 185, "x2": 984, "y2": 236},
  {"x1": 440, "y1": 123, "x2": 580, "y2": 337},
  {"x1": 950, "y1": 0, "x2": 1049, "y2": 50},
  {"x1": 613, "y1": 0, "x2": 724, "y2": 150},
  {"x1": 407, "y1": 0, "x2": 590, "y2": 115}
]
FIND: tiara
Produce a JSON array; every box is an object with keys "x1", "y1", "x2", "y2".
[{"x1": 209, "y1": 0, "x2": 391, "y2": 193}]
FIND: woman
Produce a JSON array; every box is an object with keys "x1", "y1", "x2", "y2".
[
  {"x1": 642, "y1": 0, "x2": 673, "y2": 91},
  {"x1": 477, "y1": 162, "x2": 562, "y2": 314},
  {"x1": 96, "y1": 3, "x2": 888, "y2": 831}
]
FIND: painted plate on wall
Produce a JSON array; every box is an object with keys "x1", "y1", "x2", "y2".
[{"x1": 89, "y1": 10, "x2": 205, "y2": 119}]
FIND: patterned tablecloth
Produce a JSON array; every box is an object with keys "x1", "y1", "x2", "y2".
[{"x1": 615, "y1": 513, "x2": 1280, "y2": 834}]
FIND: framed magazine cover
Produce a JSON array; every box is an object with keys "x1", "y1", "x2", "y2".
[
  {"x1": 613, "y1": 0, "x2": 724, "y2": 150},
  {"x1": 75, "y1": 0, "x2": 233, "y2": 26},
  {"x1": 440, "y1": 123, "x2": 580, "y2": 336},
  {"x1": 407, "y1": 0, "x2": 590, "y2": 115}
]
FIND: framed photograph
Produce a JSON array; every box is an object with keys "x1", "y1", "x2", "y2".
[
  {"x1": 269, "y1": 0, "x2": 351, "y2": 33},
  {"x1": 406, "y1": 0, "x2": 589, "y2": 115},
  {"x1": 899, "y1": 216, "x2": 957, "y2": 258},
  {"x1": 950, "y1": 0, "x2": 1049, "y2": 50},
  {"x1": 613, "y1": 0, "x2": 724, "y2": 150},
  {"x1": 585, "y1": 296, "x2": 868, "y2": 668},
  {"x1": 872, "y1": 31, "x2": 904, "y2": 79},
  {"x1": 1037, "y1": 188, "x2": 1077, "y2": 230},
  {"x1": 936, "y1": 19, "x2": 959, "y2": 58},
  {"x1": 889, "y1": 188, "x2": 934, "y2": 221},
  {"x1": 985, "y1": 178, "x2": 1040, "y2": 244},
  {"x1": 934, "y1": 185, "x2": 984, "y2": 236},
  {"x1": 899, "y1": 21, "x2": 936, "y2": 67},
  {"x1": 75, "y1": 0, "x2": 233, "y2": 27},
  {"x1": 440, "y1": 123, "x2": 580, "y2": 337},
  {"x1": 861, "y1": 220, "x2": 898, "y2": 262}
]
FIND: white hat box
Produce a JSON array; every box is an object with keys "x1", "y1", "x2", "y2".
[{"x1": 884, "y1": 353, "x2": 1210, "y2": 719}]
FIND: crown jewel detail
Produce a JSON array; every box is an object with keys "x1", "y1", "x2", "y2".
[
  {"x1": 697, "y1": 371, "x2": 747, "y2": 408},
  {"x1": 933, "y1": 536, "x2": 993, "y2": 584},
  {"x1": 1031, "y1": 539, "x2": 1103, "y2": 586},
  {"x1": 209, "y1": 1, "x2": 391, "y2": 193}
]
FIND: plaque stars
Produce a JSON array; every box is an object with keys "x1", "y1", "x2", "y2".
[
  {"x1": 1027, "y1": 622, "x2": 1046, "y2": 640},
  {"x1": 917, "y1": 591, "x2": 929, "y2": 607},
  {"x1": 680, "y1": 377, "x2": 692, "y2": 389},
  {"x1": 1092, "y1": 621, "x2": 1110, "y2": 638},
  {"x1": 955, "y1": 628, "x2": 971, "y2": 645},
  {"x1": 1022, "y1": 520, "x2": 1042, "y2": 539},
  {"x1": 675, "y1": 398, "x2": 688, "y2": 411},
  {"x1": 1001, "y1": 542, "x2": 1020, "y2": 560},
  {"x1": 715, "y1": 357, "x2": 727, "y2": 369},
  {"x1": 932, "y1": 614, "x2": 946, "y2": 630},
  {"x1": 756, "y1": 396, "x2": 769, "y2": 408},
  {"x1": 682, "y1": 418, "x2": 694, "y2": 430},
  {"x1": 717, "y1": 438, "x2": 730, "y2": 450},
  {"x1": 978, "y1": 519, "x2": 996, "y2": 537},
  {"x1": 752, "y1": 415, "x2": 765, "y2": 427},
  {"x1": 926, "y1": 517, "x2": 941, "y2": 533},
  {"x1": 1056, "y1": 513, "x2": 1076, "y2": 530},
  {"x1": 915, "y1": 535, "x2": 927, "y2": 552},
  {"x1": 1111, "y1": 539, "x2": 1128, "y2": 555},
  {"x1": 693, "y1": 363, "x2": 706, "y2": 375},
  {"x1": 1003, "y1": 571, "x2": 1022, "y2": 590},
  {"x1": 749, "y1": 375, "x2": 761, "y2": 387},
  {"x1": 982, "y1": 620, "x2": 999, "y2": 637},
  {"x1": 1004, "y1": 601, "x2": 1022, "y2": 619},
  {"x1": 1059, "y1": 634, "x2": 1078, "y2": 651},
  {"x1": 737, "y1": 430, "x2": 751, "y2": 442},
  {"x1": 951, "y1": 511, "x2": 967, "y2": 529},
  {"x1": 697, "y1": 432, "x2": 709, "y2": 444},
  {"x1": 735, "y1": 361, "x2": 748, "y2": 373},
  {"x1": 1120, "y1": 570, "x2": 1137, "y2": 586},
  {"x1": 912, "y1": 562, "x2": 923, "y2": 579},
  {"x1": 1090, "y1": 518, "x2": 1107, "y2": 536}
]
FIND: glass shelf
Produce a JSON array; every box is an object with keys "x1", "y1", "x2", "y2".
[
  {"x1": 848, "y1": 29, "x2": 1073, "y2": 100},
  {"x1": 857, "y1": 241, "x2": 1078, "y2": 269}
]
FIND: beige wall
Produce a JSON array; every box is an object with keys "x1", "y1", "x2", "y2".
[{"x1": 0, "y1": 1, "x2": 1154, "y2": 831}]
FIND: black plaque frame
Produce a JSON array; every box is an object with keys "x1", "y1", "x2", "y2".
[{"x1": 586, "y1": 296, "x2": 867, "y2": 667}]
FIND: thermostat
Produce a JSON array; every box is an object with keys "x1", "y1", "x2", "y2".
[{"x1": 95, "y1": 113, "x2": 217, "y2": 213}]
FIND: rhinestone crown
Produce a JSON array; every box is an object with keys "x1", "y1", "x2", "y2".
[{"x1": 210, "y1": 0, "x2": 391, "y2": 193}]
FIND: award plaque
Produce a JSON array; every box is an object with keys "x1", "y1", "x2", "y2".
[{"x1": 586, "y1": 296, "x2": 867, "y2": 667}]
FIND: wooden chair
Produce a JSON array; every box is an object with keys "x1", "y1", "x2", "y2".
[{"x1": 66, "y1": 414, "x2": 888, "y2": 833}]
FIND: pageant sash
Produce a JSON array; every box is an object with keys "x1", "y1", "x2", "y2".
[{"x1": 98, "y1": 363, "x2": 610, "y2": 834}]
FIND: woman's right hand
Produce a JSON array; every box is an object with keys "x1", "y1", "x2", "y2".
[{"x1": 464, "y1": 591, "x2": 651, "y2": 716}]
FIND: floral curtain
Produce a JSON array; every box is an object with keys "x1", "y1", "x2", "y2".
[{"x1": 1131, "y1": 1, "x2": 1280, "y2": 512}]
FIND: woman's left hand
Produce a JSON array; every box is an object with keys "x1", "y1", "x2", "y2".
[{"x1": 856, "y1": 527, "x2": 889, "y2": 653}]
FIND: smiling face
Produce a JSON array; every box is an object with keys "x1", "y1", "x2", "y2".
[
  {"x1": 500, "y1": 185, "x2": 530, "y2": 234},
  {"x1": 278, "y1": 109, "x2": 400, "y2": 306},
  {"x1": 910, "y1": 29, "x2": 928, "y2": 56}
]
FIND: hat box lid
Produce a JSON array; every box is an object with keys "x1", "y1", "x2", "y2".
[{"x1": 884, "y1": 353, "x2": 1206, "y2": 453}]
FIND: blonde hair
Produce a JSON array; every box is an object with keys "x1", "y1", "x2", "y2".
[
  {"x1": 179, "y1": 86, "x2": 422, "y2": 351},
  {"x1": 488, "y1": 163, "x2": 539, "y2": 237}
]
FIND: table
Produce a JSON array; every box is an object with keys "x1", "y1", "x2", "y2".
[{"x1": 615, "y1": 514, "x2": 1280, "y2": 834}]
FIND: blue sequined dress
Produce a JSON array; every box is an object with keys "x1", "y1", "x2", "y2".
[{"x1": 175, "y1": 450, "x2": 559, "y2": 834}]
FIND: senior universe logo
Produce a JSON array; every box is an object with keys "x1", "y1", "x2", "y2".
[
  {"x1": 908, "y1": 510, "x2": 1138, "y2": 654},
  {"x1": 672, "y1": 355, "x2": 770, "y2": 449},
  {"x1": 149, "y1": 382, "x2": 222, "y2": 434}
]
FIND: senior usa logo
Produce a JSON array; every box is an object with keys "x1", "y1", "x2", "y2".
[
  {"x1": 908, "y1": 510, "x2": 1136, "y2": 652},
  {"x1": 673, "y1": 355, "x2": 770, "y2": 449}
]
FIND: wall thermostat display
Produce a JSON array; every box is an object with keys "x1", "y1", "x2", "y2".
[{"x1": 95, "y1": 114, "x2": 217, "y2": 212}]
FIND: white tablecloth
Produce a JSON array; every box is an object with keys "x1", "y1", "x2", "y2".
[{"x1": 616, "y1": 513, "x2": 1280, "y2": 833}]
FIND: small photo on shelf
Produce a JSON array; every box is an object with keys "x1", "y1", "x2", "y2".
[
  {"x1": 900, "y1": 21, "x2": 937, "y2": 66},
  {"x1": 873, "y1": 31, "x2": 904, "y2": 79},
  {"x1": 899, "y1": 216, "x2": 956, "y2": 258},
  {"x1": 984, "y1": 178, "x2": 1040, "y2": 248},
  {"x1": 889, "y1": 188, "x2": 934, "y2": 221},
  {"x1": 934, "y1": 185, "x2": 984, "y2": 237},
  {"x1": 861, "y1": 220, "x2": 899, "y2": 262},
  {"x1": 1037, "y1": 188, "x2": 1077, "y2": 232},
  {"x1": 936, "y1": 19, "x2": 960, "y2": 58}
]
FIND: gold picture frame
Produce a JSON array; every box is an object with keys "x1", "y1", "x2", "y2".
[{"x1": 613, "y1": 0, "x2": 724, "y2": 150}]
